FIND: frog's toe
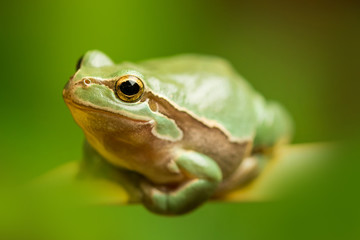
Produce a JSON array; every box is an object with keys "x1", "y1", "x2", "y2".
[
  {"x1": 141, "y1": 179, "x2": 217, "y2": 215},
  {"x1": 140, "y1": 181, "x2": 168, "y2": 214}
]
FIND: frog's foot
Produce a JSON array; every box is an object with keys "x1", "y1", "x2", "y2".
[
  {"x1": 214, "y1": 154, "x2": 268, "y2": 196},
  {"x1": 141, "y1": 151, "x2": 222, "y2": 215}
]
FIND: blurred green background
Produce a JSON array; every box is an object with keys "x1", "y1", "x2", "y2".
[{"x1": 0, "y1": 0, "x2": 359, "y2": 239}]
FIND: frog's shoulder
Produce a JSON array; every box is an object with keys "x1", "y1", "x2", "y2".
[{"x1": 138, "y1": 54, "x2": 259, "y2": 140}]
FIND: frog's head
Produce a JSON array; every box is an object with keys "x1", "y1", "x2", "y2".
[
  {"x1": 63, "y1": 50, "x2": 183, "y2": 183},
  {"x1": 63, "y1": 50, "x2": 150, "y2": 120}
]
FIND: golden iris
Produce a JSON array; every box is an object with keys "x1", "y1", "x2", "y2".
[{"x1": 115, "y1": 75, "x2": 144, "y2": 102}]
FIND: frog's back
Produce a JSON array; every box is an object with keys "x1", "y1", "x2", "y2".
[{"x1": 139, "y1": 54, "x2": 258, "y2": 140}]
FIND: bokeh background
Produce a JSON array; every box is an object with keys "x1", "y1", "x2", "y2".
[{"x1": 0, "y1": 0, "x2": 359, "y2": 239}]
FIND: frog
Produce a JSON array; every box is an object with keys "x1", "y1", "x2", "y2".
[{"x1": 63, "y1": 50, "x2": 293, "y2": 215}]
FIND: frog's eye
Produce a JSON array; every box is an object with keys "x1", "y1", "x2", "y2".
[{"x1": 115, "y1": 75, "x2": 144, "y2": 103}]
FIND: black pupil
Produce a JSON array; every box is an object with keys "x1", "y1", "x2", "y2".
[{"x1": 119, "y1": 80, "x2": 140, "y2": 95}]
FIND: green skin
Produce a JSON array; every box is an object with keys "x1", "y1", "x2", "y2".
[{"x1": 63, "y1": 50, "x2": 293, "y2": 215}]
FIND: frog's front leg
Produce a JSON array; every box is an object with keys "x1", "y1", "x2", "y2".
[{"x1": 141, "y1": 150, "x2": 222, "y2": 215}]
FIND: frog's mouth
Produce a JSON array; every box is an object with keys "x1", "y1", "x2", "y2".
[{"x1": 63, "y1": 97, "x2": 152, "y2": 124}]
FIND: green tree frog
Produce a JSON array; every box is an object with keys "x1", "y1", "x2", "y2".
[{"x1": 63, "y1": 50, "x2": 293, "y2": 215}]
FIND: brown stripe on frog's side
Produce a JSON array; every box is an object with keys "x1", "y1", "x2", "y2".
[{"x1": 143, "y1": 91, "x2": 253, "y2": 180}]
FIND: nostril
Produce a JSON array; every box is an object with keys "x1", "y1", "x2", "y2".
[{"x1": 83, "y1": 78, "x2": 92, "y2": 86}]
